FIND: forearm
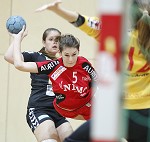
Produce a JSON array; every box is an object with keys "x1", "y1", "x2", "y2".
[
  {"x1": 4, "y1": 39, "x2": 24, "y2": 64},
  {"x1": 50, "y1": 5, "x2": 79, "y2": 22},
  {"x1": 13, "y1": 37, "x2": 38, "y2": 73},
  {"x1": 4, "y1": 41, "x2": 14, "y2": 64},
  {"x1": 13, "y1": 37, "x2": 24, "y2": 70}
]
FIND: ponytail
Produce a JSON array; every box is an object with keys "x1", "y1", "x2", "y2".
[{"x1": 131, "y1": 0, "x2": 150, "y2": 63}]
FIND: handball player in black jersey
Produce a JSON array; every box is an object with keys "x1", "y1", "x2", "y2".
[
  {"x1": 11, "y1": 26, "x2": 98, "y2": 121},
  {"x1": 4, "y1": 28, "x2": 73, "y2": 142}
]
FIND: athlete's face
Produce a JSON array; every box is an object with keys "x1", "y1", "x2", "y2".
[
  {"x1": 61, "y1": 47, "x2": 79, "y2": 67},
  {"x1": 43, "y1": 31, "x2": 60, "y2": 55}
]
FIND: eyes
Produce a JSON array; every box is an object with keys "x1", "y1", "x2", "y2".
[
  {"x1": 65, "y1": 53, "x2": 77, "y2": 57},
  {"x1": 49, "y1": 38, "x2": 59, "y2": 42}
]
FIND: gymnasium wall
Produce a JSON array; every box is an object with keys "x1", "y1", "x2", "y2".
[{"x1": 0, "y1": 0, "x2": 97, "y2": 142}]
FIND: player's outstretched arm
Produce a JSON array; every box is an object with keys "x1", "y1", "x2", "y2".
[
  {"x1": 36, "y1": 0, "x2": 101, "y2": 41},
  {"x1": 35, "y1": 0, "x2": 79, "y2": 23}
]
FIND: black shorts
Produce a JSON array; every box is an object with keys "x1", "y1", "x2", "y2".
[
  {"x1": 126, "y1": 109, "x2": 150, "y2": 142},
  {"x1": 26, "y1": 107, "x2": 68, "y2": 132}
]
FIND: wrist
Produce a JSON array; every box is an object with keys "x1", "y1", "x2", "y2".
[
  {"x1": 14, "y1": 36, "x2": 22, "y2": 41},
  {"x1": 71, "y1": 14, "x2": 85, "y2": 27}
]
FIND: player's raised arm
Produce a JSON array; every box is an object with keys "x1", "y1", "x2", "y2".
[
  {"x1": 12, "y1": 26, "x2": 38, "y2": 73},
  {"x1": 4, "y1": 33, "x2": 26, "y2": 64},
  {"x1": 4, "y1": 16, "x2": 26, "y2": 64},
  {"x1": 35, "y1": 0, "x2": 79, "y2": 23},
  {"x1": 35, "y1": 0, "x2": 101, "y2": 41},
  {"x1": 4, "y1": 39, "x2": 15, "y2": 64}
]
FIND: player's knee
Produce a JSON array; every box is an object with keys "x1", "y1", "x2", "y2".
[{"x1": 41, "y1": 139, "x2": 57, "y2": 142}]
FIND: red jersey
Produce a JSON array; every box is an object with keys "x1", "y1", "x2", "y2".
[{"x1": 36, "y1": 56, "x2": 97, "y2": 116}]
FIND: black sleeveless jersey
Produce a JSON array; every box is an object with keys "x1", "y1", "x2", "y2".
[{"x1": 22, "y1": 51, "x2": 55, "y2": 108}]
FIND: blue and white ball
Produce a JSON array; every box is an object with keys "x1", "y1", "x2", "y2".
[{"x1": 6, "y1": 16, "x2": 26, "y2": 34}]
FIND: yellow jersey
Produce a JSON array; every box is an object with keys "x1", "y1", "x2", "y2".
[
  {"x1": 76, "y1": 16, "x2": 150, "y2": 110},
  {"x1": 124, "y1": 30, "x2": 150, "y2": 109}
]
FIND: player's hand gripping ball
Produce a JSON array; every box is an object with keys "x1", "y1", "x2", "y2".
[{"x1": 6, "y1": 16, "x2": 26, "y2": 34}]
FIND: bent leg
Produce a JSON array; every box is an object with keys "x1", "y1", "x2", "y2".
[
  {"x1": 57, "y1": 122, "x2": 73, "y2": 142},
  {"x1": 34, "y1": 120, "x2": 60, "y2": 142}
]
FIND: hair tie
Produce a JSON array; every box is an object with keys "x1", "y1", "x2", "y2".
[{"x1": 143, "y1": 10, "x2": 149, "y2": 16}]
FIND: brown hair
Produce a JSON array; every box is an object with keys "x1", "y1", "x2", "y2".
[
  {"x1": 59, "y1": 34, "x2": 80, "y2": 52},
  {"x1": 130, "y1": 0, "x2": 150, "y2": 63},
  {"x1": 39, "y1": 28, "x2": 61, "y2": 60}
]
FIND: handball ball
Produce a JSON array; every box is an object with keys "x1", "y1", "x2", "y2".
[{"x1": 6, "y1": 16, "x2": 26, "y2": 34}]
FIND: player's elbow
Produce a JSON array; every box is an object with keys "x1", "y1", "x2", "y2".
[
  {"x1": 4, "y1": 55, "x2": 9, "y2": 61},
  {"x1": 4, "y1": 55, "x2": 13, "y2": 64}
]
